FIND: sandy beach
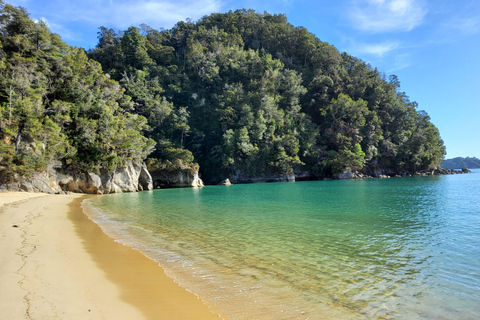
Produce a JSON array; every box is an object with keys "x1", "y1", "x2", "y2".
[{"x1": 0, "y1": 192, "x2": 223, "y2": 320}]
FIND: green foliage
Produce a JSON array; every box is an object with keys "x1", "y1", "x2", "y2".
[
  {"x1": 146, "y1": 148, "x2": 199, "y2": 173},
  {"x1": 85, "y1": 9, "x2": 445, "y2": 180},
  {"x1": 0, "y1": 3, "x2": 446, "y2": 183},
  {"x1": 0, "y1": 3, "x2": 154, "y2": 180},
  {"x1": 160, "y1": 147, "x2": 195, "y2": 163}
]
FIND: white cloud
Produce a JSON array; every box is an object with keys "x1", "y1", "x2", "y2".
[
  {"x1": 361, "y1": 41, "x2": 400, "y2": 57},
  {"x1": 341, "y1": 38, "x2": 412, "y2": 72},
  {"x1": 348, "y1": 0, "x2": 427, "y2": 33},
  {"x1": 47, "y1": 0, "x2": 223, "y2": 29},
  {"x1": 449, "y1": 16, "x2": 480, "y2": 36},
  {"x1": 342, "y1": 38, "x2": 400, "y2": 58}
]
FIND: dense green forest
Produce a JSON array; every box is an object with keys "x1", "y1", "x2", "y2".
[
  {"x1": 0, "y1": 3, "x2": 446, "y2": 184},
  {"x1": 441, "y1": 157, "x2": 480, "y2": 169},
  {"x1": 0, "y1": 2, "x2": 155, "y2": 182}
]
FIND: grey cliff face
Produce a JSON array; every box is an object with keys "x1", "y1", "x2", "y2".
[
  {"x1": 150, "y1": 168, "x2": 204, "y2": 188},
  {"x1": 1, "y1": 160, "x2": 153, "y2": 194}
]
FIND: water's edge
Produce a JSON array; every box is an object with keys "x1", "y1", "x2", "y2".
[
  {"x1": 81, "y1": 171, "x2": 480, "y2": 320},
  {"x1": 80, "y1": 199, "x2": 231, "y2": 319}
]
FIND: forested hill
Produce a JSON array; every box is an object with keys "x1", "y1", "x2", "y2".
[
  {"x1": 88, "y1": 10, "x2": 445, "y2": 182},
  {"x1": 441, "y1": 157, "x2": 480, "y2": 169},
  {"x1": 1, "y1": 4, "x2": 446, "y2": 184}
]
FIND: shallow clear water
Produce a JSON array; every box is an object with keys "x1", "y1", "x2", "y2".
[{"x1": 84, "y1": 170, "x2": 480, "y2": 319}]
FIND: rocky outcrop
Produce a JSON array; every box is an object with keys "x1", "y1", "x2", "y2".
[
  {"x1": 334, "y1": 171, "x2": 371, "y2": 180},
  {"x1": 1, "y1": 160, "x2": 153, "y2": 194},
  {"x1": 150, "y1": 168, "x2": 204, "y2": 188},
  {"x1": 138, "y1": 166, "x2": 153, "y2": 190},
  {"x1": 434, "y1": 168, "x2": 471, "y2": 175},
  {"x1": 218, "y1": 179, "x2": 232, "y2": 186},
  {"x1": 329, "y1": 167, "x2": 473, "y2": 181},
  {"x1": 336, "y1": 171, "x2": 355, "y2": 180},
  {"x1": 229, "y1": 171, "x2": 296, "y2": 184},
  {"x1": 371, "y1": 168, "x2": 397, "y2": 178}
]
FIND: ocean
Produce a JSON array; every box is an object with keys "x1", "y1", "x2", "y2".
[{"x1": 83, "y1": 169, "x2": 480, "y2": 319}]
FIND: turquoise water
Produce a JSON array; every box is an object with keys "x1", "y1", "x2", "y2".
[{"x1": 83, "y1": 170, "x2": 480, "y2": 319}]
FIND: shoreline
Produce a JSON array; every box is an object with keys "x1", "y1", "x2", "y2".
[{"x1": 0, "y1": 192, "x2": 223, "y2": 319}]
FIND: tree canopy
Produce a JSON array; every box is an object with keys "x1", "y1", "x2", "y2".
[
  {"x1": 88, "y1": 9, "x2": 445, "y2": 181},
  {"x1": 0, "y1": 4, "x2": 446, "y2": 183},
  {"x1": 0, "y1": 2, "x2": 154, "y2": 182}
]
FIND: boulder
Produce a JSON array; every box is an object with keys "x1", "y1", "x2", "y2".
[
  {"x1": 218, "y1": 179, "x2": 232, "y2": 186},
  {"x1": 150, "y1": 168, "x2": 204, "y2": 188},
  {"x1": 336, "y1": 171, "x2": 355, "y2": 179},
  {"x1": 374, "y1": 168, "x2": 384, "y2": 177}
]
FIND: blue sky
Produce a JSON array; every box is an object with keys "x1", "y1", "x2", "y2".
[{"x1": 6, "y1": 0, "x2": 480, "y2": 158}]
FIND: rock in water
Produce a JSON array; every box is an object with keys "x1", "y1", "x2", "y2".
[
  {"x1": 218, "y1": 179, "x2": 232, "y2": 186},
  {"x1": 150, "y1": 168, "x2": 204, "y2": 188}
]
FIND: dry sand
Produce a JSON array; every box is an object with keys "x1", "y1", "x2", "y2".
[{"x1": 0, "y1": 192, "x2": 223, "y2": 320}]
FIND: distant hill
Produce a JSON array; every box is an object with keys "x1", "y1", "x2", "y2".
[{"x1": 441, "y1": 157, "x2": 480, "y2": 169}]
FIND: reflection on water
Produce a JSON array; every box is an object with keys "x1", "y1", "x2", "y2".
[{"x1": 84, "y1": 170, "x2": 480, "y2": 319}]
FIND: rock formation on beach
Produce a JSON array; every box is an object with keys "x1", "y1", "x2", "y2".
[
  {"x1": 1, "y1": 160, "x2": 153, "y2": 194},
  {"x1": 149, "y1": 167, "x2": 204, "y2": 188}
]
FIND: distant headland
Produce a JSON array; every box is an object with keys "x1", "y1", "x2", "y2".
[{"x1": 441, "y1": 157, "x2": 480, "y2": 169}]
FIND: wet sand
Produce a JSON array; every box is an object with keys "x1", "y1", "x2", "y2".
[{"x1": 0, "y1": 192, "x2": 223, "y2": 319}]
